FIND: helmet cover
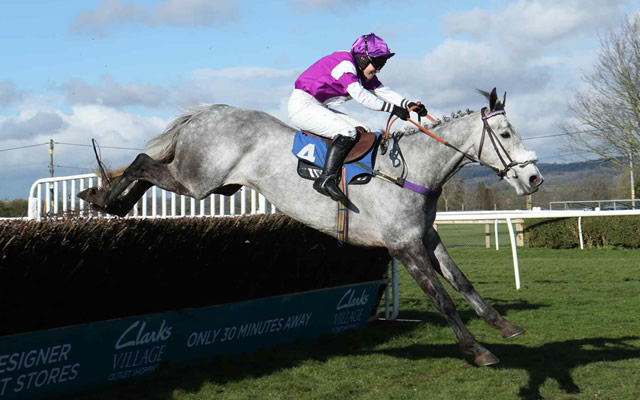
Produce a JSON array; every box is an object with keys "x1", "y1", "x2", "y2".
[{"x1": 351, "y1": 33, "x2": 395, "y2": 59}]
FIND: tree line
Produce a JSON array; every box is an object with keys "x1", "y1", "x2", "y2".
[
  {"x1": 439, "y1": 168, "x2": 640, "y2": 211},
  {"x1": 0, "y1": 199, "x2": 28, "y2": 217}
]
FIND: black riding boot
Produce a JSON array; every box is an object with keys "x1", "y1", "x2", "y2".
[{"x1": 313, "y1": 134, "x2": 357, "y2": 202}]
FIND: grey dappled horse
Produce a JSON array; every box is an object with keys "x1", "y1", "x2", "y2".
[{"x1": 79, "y1": 88, "x2": 543, "y2": 366}]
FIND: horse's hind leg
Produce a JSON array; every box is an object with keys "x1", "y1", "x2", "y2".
[
  {"x1": 101, "y1": 180, "x2": 153, "y2": 217},
  {"x1": 391, "y1": 244, "x2": 499, "y2": 366},
  {"x1": 424, "y1": 227, "x2": 525, "y2": 339},
  {"x1": 79, "y1": 153, "x2": 188, "y2": 217}
]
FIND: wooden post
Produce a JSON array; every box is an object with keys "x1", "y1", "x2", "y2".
[
  {"x1": 485, "y1": 223, "x2": 491, "y2": 248},
  {"x1": 516, "y1": 221, "x2": 524, "y2": 247}
]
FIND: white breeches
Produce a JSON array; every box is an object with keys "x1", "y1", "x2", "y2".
[{"x1": 287, "y1": 89, "x2": 368, "y2": 139}]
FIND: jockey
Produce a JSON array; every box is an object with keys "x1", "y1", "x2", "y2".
[{"x1": 288, "y1": 33, "x2": 428, "y2": 203}]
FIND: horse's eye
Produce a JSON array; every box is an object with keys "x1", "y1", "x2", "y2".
[{"x1": 500, "y1": 132, "x2": 511, "y2": 139}]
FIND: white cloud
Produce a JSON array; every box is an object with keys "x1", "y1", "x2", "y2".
[
  {"x1": 71, "y1": 0, "x2": 144, "y2": 37},
  {"x1": 289, "y1": 0, "x2": 370, "y2": 12},
  {"x1": 0, "y1": 105, "x2": 166, "y2": 199},
  {"x1": 0, "y1": 111, "x2": 67, "y2": 140},
  {"x1": 71, "y1": 0, "x2": 240, "y2": 36},
  {"x1": 62, "y1": 76, "x2": 170, "y2": 108},
  {"x1": 174, "y1": 67, "x2": 299, "y2": 113},
  {"x1": 443, "y1": 0, "x2": 628, "y2": 53},
  {"x1": 48, "y1": 68, "x2": 296, "y2": 113},
  {"x1": 191, "y1": 67, "x2": 296, "y2": 82},
  {"x1": 371, "y1": 0, "x2": 634, "y2": 163},
  {"x1": 149, "y1": 0, "x2": 239, "y2": 26},
  {"x1": 0, "y1": 81, "x2": 25, "y2": 107},
  {"x1": 59, "y1": 105, "x2": 166, "y2": 151}
]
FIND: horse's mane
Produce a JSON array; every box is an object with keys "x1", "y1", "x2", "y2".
[{"x1": 398, "y1": 109, "x2": 477, "y2": 136}]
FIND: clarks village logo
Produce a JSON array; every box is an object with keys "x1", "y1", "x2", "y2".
[
  {"x1": 334, "y1": 288, "x2": 369, "y2": 327},
  {"x1": 110, "y1": 319, "x2": 173, "y2": 381},
  {"x1": 115, "y1": 320, "x2": 172, "y2": 350}
]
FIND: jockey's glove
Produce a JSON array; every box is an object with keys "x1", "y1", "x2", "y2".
[
  {"x1": 391, "y1": 105, "x2": 409, "y2": 121},
  {"x1": 408, "y1": 102, "x2": 428, "y2": 117}
]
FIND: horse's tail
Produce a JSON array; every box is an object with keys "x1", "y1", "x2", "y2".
[{"x1": 106, "y1": 105, "x2": 212, "y2": 180}]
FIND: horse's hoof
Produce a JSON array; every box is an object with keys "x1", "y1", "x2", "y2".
[
  {"x1": 77, "y1": 187, "x2": 98, "y2": 202},
  {"x1": 475, "y1": 351, "x2": 500, "y2": 366},
  {"x1": 78, "y1": 187, "x2": 107, "y2": 207},
  {"x1": 501, "y1": 323, "x2": 526, "y2": 339},
  {"x1": 108, "y1": 206, "x2": 130, "y2": 218}
]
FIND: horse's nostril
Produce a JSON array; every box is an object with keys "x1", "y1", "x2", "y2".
[{"x1": 530, "y1": 175, "x2": 542, "y2": 186}]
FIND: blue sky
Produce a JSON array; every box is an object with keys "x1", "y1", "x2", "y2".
[{"x1": 1, "y1": 0, "x2": 639, "y2": 199}]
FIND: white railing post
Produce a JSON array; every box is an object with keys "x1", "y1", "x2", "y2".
[
  {"x1": 62, "y1": 181, "x2": 67, "y2": 214},
  {"x1": 578, "y1": 216, "x2": 584, "y2": 249},
  {"x1": 229, "y1": 193, "x2": 236, "y2": 216},
  {"x1": 241, "y1": 187, "x2": 247, "y2": 215},
  {"x1": 506, "y1": 217, "x2": 521, "y2": 290},
  {"x1": 45, "y1": 183, "x2": 51, "y2": 215},
  {"x1": 70, "y1": 180, "x2": 76, "y2": 212},
  {"x1": 161, "y1": 189, "x2": 167, "y2": 217},
  {"x1": 259, "y1": 194, "x2": 266, "y2": 214},
  {"x1": 79, "y1": 179, "x2": 85, "y2": 217},
  {"x1": 251, "y1": 190, "x2": 257, "y2": 214},
  {"x1": 151, "y1": 187, "x2": 157, "y2": 217},
  {"x1": 142, "y1": 193, "x2": 148, "y2": 218}
]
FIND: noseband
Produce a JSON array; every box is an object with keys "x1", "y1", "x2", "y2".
[{"x1": 478, "y1": 108, "x2": 536, "y2": 179}]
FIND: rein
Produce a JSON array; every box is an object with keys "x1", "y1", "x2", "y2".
[{"x1": 382, "y1": 106, "x2": 533, "y2": 182}]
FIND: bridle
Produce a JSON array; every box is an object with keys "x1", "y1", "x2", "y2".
[
  {"x1": 478, "y1": 108, "x2": 538, "y2": 179},
  {"x1": 383, "y1": 106, "x2": 537, "y2": 181}
]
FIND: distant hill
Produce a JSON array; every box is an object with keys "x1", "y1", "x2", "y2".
[
  {"x1": 457, "y1": 158, "x2": 621, "y2": 184},
  {"x1": 454, "y1": 158, "x2": 626, "y2": 202}
]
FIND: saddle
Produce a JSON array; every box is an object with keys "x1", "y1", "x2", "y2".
[
  {"x1": 301, "y1": 127, "x2": 377, "y2": 163},
  {"x1": 293, "y1": 127, "x2": 381, "y2": 185}
]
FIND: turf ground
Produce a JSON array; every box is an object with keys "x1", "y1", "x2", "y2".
[{"x1": 61, "y1": 245, "x2": 640, "y2": 400}]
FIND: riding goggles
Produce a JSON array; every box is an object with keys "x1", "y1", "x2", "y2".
[{"x1": 370, "y1": 56, "x2": 387, "y2": 71}]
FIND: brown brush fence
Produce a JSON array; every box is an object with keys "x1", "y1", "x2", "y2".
[{"x1": 0, "y1": 215, "x2": 390, "y2": 336}]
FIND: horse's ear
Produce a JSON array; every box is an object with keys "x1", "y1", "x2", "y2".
[
  {"x1": 494, "y1": 90, "x2": 506, "y2": 111},
  {"x1": 489, "y1": 88, "x2": 498, "y2": 111},
  {"x1": 475, "y1": 88, "x2": 490, "y2": 100}
]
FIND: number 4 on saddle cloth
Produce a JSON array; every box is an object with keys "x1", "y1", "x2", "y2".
[{"x1": 291, "y1": 129, "x2": 381, "y2": 185}]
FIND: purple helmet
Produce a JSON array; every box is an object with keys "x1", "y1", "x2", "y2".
[{"x1": 351, "y1": 33, "x2": 395, "y2": 59}]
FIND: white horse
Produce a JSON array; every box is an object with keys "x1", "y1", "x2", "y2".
[{"x1": 79, "y1": 88, "x2": 543, "y2": 366}]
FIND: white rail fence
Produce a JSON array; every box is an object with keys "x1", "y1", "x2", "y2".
[
  {"x1": 434, "y1": 209, "x2": 640, "y2": 290},
  {"x1": 27, "y1": 173, "x2": 277, "y2": 220}
]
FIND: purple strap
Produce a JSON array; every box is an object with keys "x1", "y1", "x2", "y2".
[
  {"x1": 482, "y1": 109, "x2": 506, "y2": 120},
  {"x1": 403, "y1": 180, "x2": 442, "y2": 197}
]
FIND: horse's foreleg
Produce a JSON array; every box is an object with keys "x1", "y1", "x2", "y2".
[
  {"x1": 392, "y1": 244, "x2": 499, "y2": 366},
  {"x1": 424, "y1": 227, "x2": 525, "y2": 339}
]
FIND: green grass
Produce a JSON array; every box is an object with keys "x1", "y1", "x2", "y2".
[
  {"x1": 62, "y1": 247, "x2": 640, "y2": 400},
  {"x1": 435, "y1": 223, "x2": 514, "y2": 248}
]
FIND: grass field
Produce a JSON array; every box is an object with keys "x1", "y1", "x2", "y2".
[
  {"x1": 436, "y1": 222, "x2": 516, "y2": 248},
  {"x1": 62, "y1": 246, "x2": 640, "y2": 400}
]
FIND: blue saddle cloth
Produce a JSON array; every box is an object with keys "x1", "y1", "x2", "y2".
[{"x1": 292, "y1": 131, "x2": 380, "y2": 184}]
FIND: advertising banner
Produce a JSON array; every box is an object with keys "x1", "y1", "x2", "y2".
[{"x1": 0, "y1": 280, "x2": 383, "y2": 400}]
